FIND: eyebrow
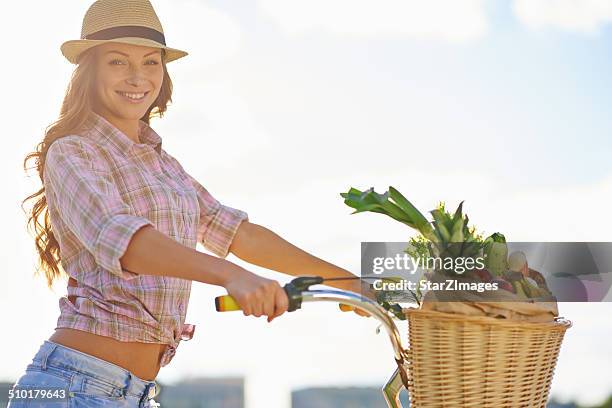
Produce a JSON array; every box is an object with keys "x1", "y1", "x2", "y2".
[{"x1": 105, "y1": 50, "x2": 160, "y2": 58}]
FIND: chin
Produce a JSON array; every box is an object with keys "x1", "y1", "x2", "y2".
[{"x1": 115, "y1": 109, "x2": 147, "y2": 120}]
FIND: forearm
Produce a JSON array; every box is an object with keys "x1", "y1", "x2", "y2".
[
  {"x1": 120, "y1": 225, "x2": 245, "y2": 286},
  {"x1": 230, "y1": 222, "x2": 362, "y2": 292}
]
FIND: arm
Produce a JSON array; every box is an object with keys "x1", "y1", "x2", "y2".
[
  {"x1": 120, "y1": 224, "x2": 244, "y2": 286},
  {"x1": 229, "y1": 221, "x2": 371, "y2": 296},
  {"x1": 109, "y1": 223, "x2": 288, "y2": 319}
]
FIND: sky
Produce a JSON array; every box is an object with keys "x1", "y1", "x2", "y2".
[{"x1": 1, "y1": 0, "x2": 612, "y2": 407}]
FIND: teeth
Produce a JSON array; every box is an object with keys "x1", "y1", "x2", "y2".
[{"x1": 118, "y1": 91, "x2": 146, "y2": 100}]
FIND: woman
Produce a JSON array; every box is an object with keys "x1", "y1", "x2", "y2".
[{"x1": 10, "y1": 1, "x2": 372, "y2": 407}]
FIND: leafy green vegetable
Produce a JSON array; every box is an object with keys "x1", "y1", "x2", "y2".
[
  {"x1": 341, "y1": 186, "x2": 505, "y2": 305},
  {"x1": 340, "y1": 187, "x2": 436, "y2": 241}
]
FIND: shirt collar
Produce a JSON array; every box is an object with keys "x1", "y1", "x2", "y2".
[{"x1": 87, "y1": 111, "x2": 163, "y2": 155}]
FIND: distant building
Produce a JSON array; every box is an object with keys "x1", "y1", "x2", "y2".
[
  {"x1": 547, "y1": 399, "x2": 578, "y2": 408},
  {"x1": 292, "y1": 386, "x2": 410, "y2": 408},
  {"x1": 156, "y1": 377, "x2": 244, "y2": 408}
]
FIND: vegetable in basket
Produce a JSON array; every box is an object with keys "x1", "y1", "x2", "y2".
[
  {"x1": 508, "y1": 250, "x2": 552, "y2": 298},
  {"x1": 483, "y1": 232, "x2": 508, "y2": 277},
  {"x1": 340, "y1": 186, "x2": 553, "y2": 304}
]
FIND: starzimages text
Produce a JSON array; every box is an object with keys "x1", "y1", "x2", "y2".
[{"x1": 373, "y1": 279, "x2": 499, "y2": 293}]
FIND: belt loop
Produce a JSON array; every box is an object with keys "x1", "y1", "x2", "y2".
[
  {"x1": 41, "y1": 342, "x2": 58, "y2": 371},
  {"x1": 137, "y1": 382, "x2": 148, "y2": 407},
  {"x1": 123, "y1": 372, "x2": 132, "y2": 398},
  {"x1": 152, "y1": 381, "x2": 160, "y2": 398}
]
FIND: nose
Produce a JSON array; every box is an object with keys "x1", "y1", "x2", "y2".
[
  {"x1": 125, "y1": 65, "x2": 147, "y2": 87},
  {"x1": 126, "y1": 75, "x2": 145, "y2": 88},
  {"x1": 126, "y1": 78, "x2": 144, "y2": 88}
]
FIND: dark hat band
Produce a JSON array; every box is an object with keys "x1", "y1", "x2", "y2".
[{"x1": 84, "y1": 25, "x2": 166, "y2": 45}]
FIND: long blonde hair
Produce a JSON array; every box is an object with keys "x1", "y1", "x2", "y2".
[{"x1": 22, "y1": 46, "x2": 174, "y2": 289}]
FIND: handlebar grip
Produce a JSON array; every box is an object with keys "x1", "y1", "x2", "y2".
[
  {"x1": 215, "y1": 294, "x2": 356, "y2": 313},
  {"x1": 215, "y1": 295, "x2": 241, "y2": 312},
  {"x1": 339, "y1": 303, "x2": 355, "y2": 312}
]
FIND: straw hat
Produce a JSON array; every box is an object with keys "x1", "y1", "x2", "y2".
[{"x1": 61, "y1": 0, "x2": 188, "y2": 64}]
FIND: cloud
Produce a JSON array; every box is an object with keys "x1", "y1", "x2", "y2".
[
  {"x1": 258, "y1": 0, "x2": 488, "y2": 43},
  {"x1": 513, "y1": 0, "x2": 612, "y2": 34}
]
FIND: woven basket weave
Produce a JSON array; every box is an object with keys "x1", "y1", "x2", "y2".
[{"x1": 403, "y1": 308, "x2": 571, "y2": 408}]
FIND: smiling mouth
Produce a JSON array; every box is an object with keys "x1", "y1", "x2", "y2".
[{"x1": 115, "y1": 90, "x2": 150, "y2": 101}]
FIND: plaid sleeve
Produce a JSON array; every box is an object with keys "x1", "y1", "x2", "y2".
[
  {"x1": 183, "y1": 172, "x2": 248, "y2": 258},
  {"x1": 44, "y1": 136, "x2": 154, "y2": 279}
]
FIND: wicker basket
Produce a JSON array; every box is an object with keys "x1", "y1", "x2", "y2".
[{"x1": 403, "y1": 308, "x2": 571, "y2": 408}]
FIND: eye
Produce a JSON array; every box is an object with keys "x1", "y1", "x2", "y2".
[
  {"x1": 145, "y1": 59, "x2": 160, "y2": 65},
  {"x1": 109, "y1": 59, "x2": 125, "y2": 65}
]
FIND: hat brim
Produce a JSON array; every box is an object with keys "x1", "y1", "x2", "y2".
[{"x1": 61, "y1": 37, "x2": 188, "y2": 64}]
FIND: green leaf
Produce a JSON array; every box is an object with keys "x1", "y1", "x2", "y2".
[
  {"x1": 452, "y1": 201, "x2": 465, "y2": 224},
  {"x1": 388, "y1": 187, "x2": 428, "y2": 225},
  {"x1": 341, "y1": 187, "x2": 418, "y2": 227},
  {"x1": 349, "y1": 203, "x2": 387, "y2": 215},
  {"x1": 450, "y1": 218, "x2": 465, "y2": 242},
  {"x1": 430, "y1": 209, "x2": 451, "y2": 242},
  {"x1": 388, "y1": 186, "x2": 436, "y2": 240},
  {"x1": 489, "y1": 232, "x2": 507, "y2": 243}
]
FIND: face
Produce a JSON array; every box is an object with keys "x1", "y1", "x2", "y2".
[{"x1": 92, "y1": 42, "x2": 164, "y2": 124}]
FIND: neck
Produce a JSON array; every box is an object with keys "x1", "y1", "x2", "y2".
[
  {"x1": 94, "y1": 110, "x2": 141, "y2": 143},
  {"x1": 113, "y1": 119, "x2": 140, "y2": 144}
]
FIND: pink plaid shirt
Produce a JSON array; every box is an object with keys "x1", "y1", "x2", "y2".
[{"x1": 43, "y1": 111, "x2": 248, "y2": 367}]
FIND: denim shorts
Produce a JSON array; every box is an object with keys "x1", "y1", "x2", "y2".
[{"x1": 7, "y1": 340, "x2": 160, "y2": 407}]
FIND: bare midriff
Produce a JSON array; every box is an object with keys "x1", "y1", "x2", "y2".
[{"x1": 48, "y1": 328, "x2": 166, "y2": 381}]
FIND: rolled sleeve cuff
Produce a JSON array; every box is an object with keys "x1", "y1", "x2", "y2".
[
  {"x1": 203, "y1": 205, "x2": 249, "y2": 258},
  {"x1": 94, "y1": 214, "x2": 154, "y2": 279}
]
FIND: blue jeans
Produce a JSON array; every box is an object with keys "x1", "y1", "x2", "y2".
[{"x1": 7, "y1": 340, "x2": 160, "y2": 407}]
